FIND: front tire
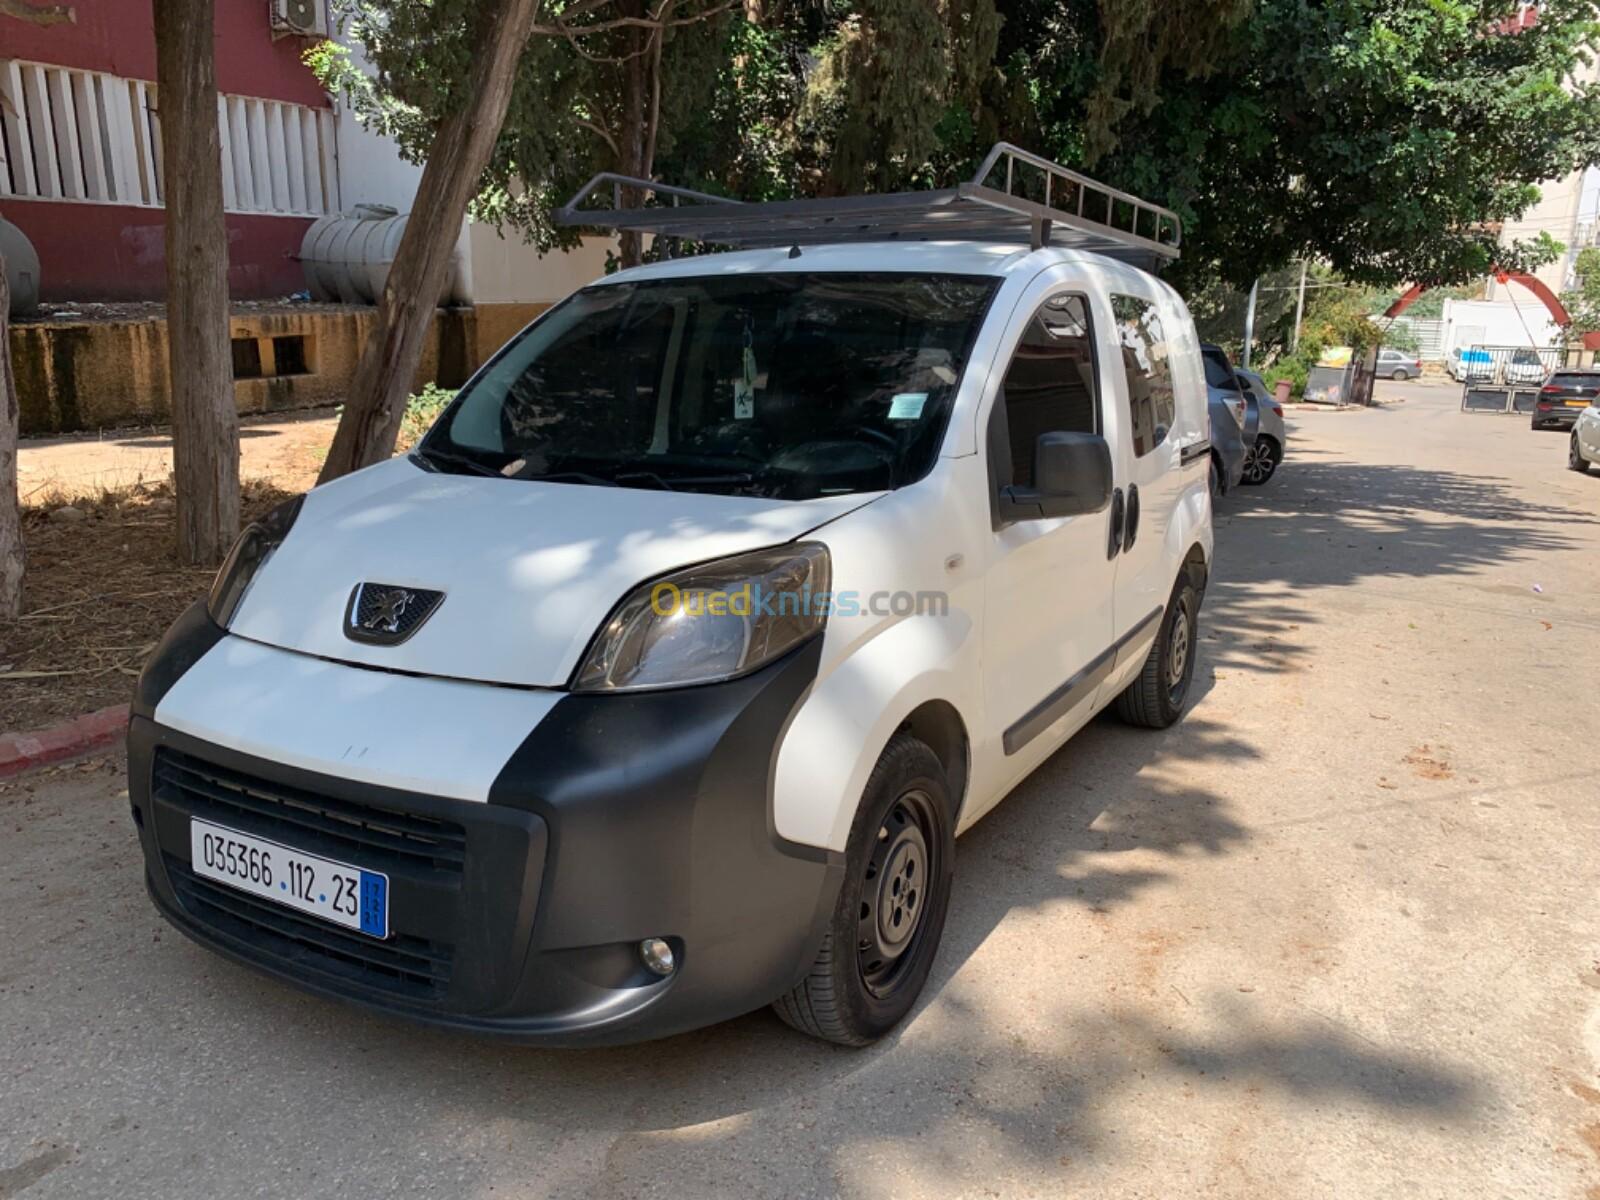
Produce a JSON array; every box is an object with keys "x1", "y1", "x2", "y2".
[
  {"x1": 773, "y1": 734, "x2": 955, "y2": 1046},
  {"x1": 1115, "y1": 567, "x2": 1203, "y2": 729},
  {"x1": 1240, "y1": 435, "x2": 1281, "y2": 485},
  {"x1": 1572, "y1": 433, "x2": 1592, "y2": 473}
]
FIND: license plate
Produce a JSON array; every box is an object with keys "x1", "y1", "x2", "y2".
[
  {"x1": 189, "y1": 818, "x2": 388, "y2": 938},
  {"x1": 1566, "y1": 399, "x2": 1588, "y2": 407}
]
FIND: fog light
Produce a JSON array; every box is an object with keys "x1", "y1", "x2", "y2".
[{"x1": 639, "y1": 937, "x2": 676, "y2": 977}]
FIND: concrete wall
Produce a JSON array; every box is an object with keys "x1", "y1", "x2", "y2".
[
  {"x1": 11, "y1": 306, "x2": 476, "y2": 436},
  {"x1": 1440, "y1": 298, "x2": 1563, "y2": 353}
]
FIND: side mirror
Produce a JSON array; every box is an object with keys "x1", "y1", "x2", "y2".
[{"x1": 999, "y1": 432, "x2": 1113, "y2": 522}]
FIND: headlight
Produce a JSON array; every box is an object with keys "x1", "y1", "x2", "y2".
[
  {"x1": 573, "y1": 543, "x2": 831, "y2": 692},
  {"x1": 206, "y1": 495, "x2": 305, "y2": 627}
]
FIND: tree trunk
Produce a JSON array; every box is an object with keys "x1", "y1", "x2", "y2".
[
  {"x1": 154, "y1": 0, "x2": 240, "y2": 565},
  {"x1": 617, "y1": 7, "x2": 648, "y2": 269},
  {"x1": 318, "y1": 0, "x2": 543, "y2": 484},
  {"x1": 0, "y1": 250, "x2": 23, "y2": 620}
]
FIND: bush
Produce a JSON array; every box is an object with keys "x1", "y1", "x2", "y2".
[
  {"x1": 399, "y1": 383, "x2": 457, "y2": 450},
  {"x1": 1260, "y1": 337, "x2": 1325, "y2": 400}
]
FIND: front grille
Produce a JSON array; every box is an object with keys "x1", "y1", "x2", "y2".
[
  {"x1": 167, "y1": 857, "x2": 452, "y2": 999},
  {"x1": 153, "y1": 749, "x2": 466, "y2": 872},
  {"x1": 152, "y1": 748, "x2": 463, "y2": 1003}
]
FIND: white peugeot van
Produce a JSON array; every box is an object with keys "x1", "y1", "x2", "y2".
[{"x1": 129, "y1": 147, "x2": 1213, "y2": 1046}]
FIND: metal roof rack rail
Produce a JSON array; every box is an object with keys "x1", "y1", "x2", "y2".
[{"x1": 554, "y1": 143, "x2": 1181, "y2": 269}]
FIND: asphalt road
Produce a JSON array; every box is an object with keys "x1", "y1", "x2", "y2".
[{"x1": 4, "y1": 381, "x2": 1600, "y2": 1199}]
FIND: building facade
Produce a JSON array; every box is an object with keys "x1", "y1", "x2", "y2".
[{"x1": 2, "y1": 0, "x2": 338, "y2": 300}]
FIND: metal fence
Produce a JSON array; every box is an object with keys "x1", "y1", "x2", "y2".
[{"x1": 1456, "y1": 344, "x2": 1584, "y2": 416}]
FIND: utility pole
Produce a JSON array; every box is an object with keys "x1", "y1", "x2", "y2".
[
  {"x1": 1242, "y1": 279, "x2": 1259, "y2": 369},
  {"x1": 1291, "y1": 260, "x2": 1308, "y2": 352}
]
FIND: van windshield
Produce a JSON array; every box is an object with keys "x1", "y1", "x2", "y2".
[{"x1": 420, "y1": 272, "x2": 1000, "y2": 500}]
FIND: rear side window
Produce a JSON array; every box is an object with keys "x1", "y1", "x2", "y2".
[
  {"x1": 1202, "y1": 349, "x2": 1239, "y2": 391},
  {"x1": 994, "y1": 293, "x2": 1099, "y2": 488},
  {"x1": 1111, "y1": 295, "x2": 1175, "y2": 457}
]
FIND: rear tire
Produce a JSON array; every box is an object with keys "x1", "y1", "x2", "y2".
[
  {"x1": 1115, "y1": 567, "x2": 1203, "y2": 730},
  {"x1": 1240, "y1": 435, "x2": 1281, "y2": 485},
  {"x1": 1572, "y1": 433, "x2": 1592, "y2": 473},
  {"x1": 773, "y1": 734, "x2": 954, "y2": 1046},
  {"x1": 1209, "y1": 455, "x2": 1223, "y2": 501},
  {"x1": 1392, "y1": 369, "x2": 1407, "y2": 382}
]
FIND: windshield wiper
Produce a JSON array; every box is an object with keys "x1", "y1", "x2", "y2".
[
  {"x1": 522, "y1": 469, "x2": 619, "y2": 488},
  {"x1": 615, "y1": 470, "x2": 758, "y2": 491},
  {"x1": 413, "y1": 445, "x2": 504, "y2": 478}
]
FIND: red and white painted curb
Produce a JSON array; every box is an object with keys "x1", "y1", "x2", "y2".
[{"x1": 0, "y1": 704, "x2": 130, "y2": 779}]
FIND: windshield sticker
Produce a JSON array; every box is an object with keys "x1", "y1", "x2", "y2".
[
  {"x1": 888, "y1": 392, "x2": 928, "y2": 421},
  {"x1": 736, "y1": 322, "x2": 758, "y2": 419}
]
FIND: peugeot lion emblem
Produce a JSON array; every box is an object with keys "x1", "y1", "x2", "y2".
[{"x1": 344, "y1": 582, "x2": 446, "y2": 646}]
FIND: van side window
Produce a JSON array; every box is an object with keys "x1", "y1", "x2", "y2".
[
  {"x1": 994, "y1": 293, "x2": 1098, "y2": 487},
  {"x1": 1111, "y1": 295, "x2": 1175, "y2": 457}
]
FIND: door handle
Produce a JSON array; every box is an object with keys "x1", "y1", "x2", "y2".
[
  {"x1": 1124, "y1": 484, "x2": 1141, "y2": 553},
  {"x1": 1107, "y1": 488, "x2": 1125, "y2": 560}
]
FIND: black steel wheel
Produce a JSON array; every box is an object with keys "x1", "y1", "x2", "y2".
[
  {"x1": 773, "y1": 734, "x2": 954, "y2": 1046},
  {"x1": 1115, "y1": 564, "x2": 1204, "y2": 729}
]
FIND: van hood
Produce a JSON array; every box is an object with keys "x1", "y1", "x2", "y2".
[{"x1": 228, "y1": 456, "x2": 877, "y2": 688}]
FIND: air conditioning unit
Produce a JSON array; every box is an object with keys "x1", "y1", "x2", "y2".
[{"x1": 272, "y1": 0, "x2": 325, "y2": 36}]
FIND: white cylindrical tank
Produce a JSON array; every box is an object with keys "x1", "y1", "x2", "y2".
[
  {"x1": 1, "y1": 217, "x2": 42, "y2": 315},
  {"x1": 300, "y1": 205, "x2": 470, "y2": 305}
]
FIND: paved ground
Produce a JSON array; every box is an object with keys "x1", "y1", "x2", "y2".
[{"x1": 4, "y1": 380, "x2": 1599, "y2": 1199}]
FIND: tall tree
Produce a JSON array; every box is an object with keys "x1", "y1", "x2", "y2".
[
  {"x1": 316, "y1": 0, "x2": 543, "y2": 483},
  {"x1": 1, "y1": 0, "x2": 77, "y2": 617},
  {"x1": 1086, "y1": 0, "x2": 1600, "y2": 290},
  {"x1": 154, "y1": 0, "x2": 240, "y2": 564},
  {"x1": 314, "y1": 0, "x2": 738, "y2": 260}
]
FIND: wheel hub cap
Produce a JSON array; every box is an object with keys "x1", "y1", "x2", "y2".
[
  {"x1": 1168, "y1": 601, "x2": 1190, "y2": 688},
  {"x1": 858, "y1": 795, "x2": 934, "y2": 992}
]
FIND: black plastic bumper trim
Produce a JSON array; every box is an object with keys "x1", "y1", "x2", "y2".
[{"x1": 1003, "y1": 606, "x2": 1163, "y2": 756}]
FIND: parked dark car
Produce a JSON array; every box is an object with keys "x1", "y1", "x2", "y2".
[
  {"x1": 1201, "y1": 343, "x2": 1257, "y2": 494},
  {"x1": 1533, "y1": 369, "x2": 1600, "y2": 431}
]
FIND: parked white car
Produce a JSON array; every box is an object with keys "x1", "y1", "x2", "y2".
[
  {"x1": 1571, "y1": 402, "x2": 1600, "y2": 473},
  {"x1": 128, "y1": 149, "x2": 1214, "y2": 1048},
  {"x1": 1448, "y1": 347, "x2": 1494, "y2": 382}
]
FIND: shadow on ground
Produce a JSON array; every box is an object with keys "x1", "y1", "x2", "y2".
[{"x1": 1200, "y1": 447, "x2": 1596, "y2": 677}]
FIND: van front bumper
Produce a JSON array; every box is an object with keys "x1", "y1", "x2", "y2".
[{"x1": 129, "y1": 606, "x2": 842, "y2": 1045}]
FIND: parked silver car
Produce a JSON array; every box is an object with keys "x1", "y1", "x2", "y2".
[
  {"x1": 1235, "y1": 368, "x2": 1287, "y2": 485},
  {"x1": 1377, "y1": 347, "x2": 1422, "y2": 381},
  {"x1": 1201, "y1": 344, "x2": 1257, "y2": 495}
]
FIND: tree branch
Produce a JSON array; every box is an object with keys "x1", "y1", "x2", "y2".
[
  {"x1": 530, "y1": 0, "x2": 734, "y2": 41},
  {"x1": 0, "y1": 0, "x2": 76, "y2": 25}
]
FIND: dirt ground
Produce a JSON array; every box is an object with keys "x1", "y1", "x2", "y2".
[
  {"x1": 5, "y1": 409, "x2": 335, "y2": 731},
  {"x1": 1, "y1": 379, "x2": 1598, "y2": 1198}
]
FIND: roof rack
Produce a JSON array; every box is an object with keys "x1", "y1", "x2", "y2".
[{"x1": 554, "y1": 143, "x2": 1181, "y2": 269}]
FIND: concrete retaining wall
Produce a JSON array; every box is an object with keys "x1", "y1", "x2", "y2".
[{"x1": 10, "y1": 301, "x2": 550, "y2": 436}]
